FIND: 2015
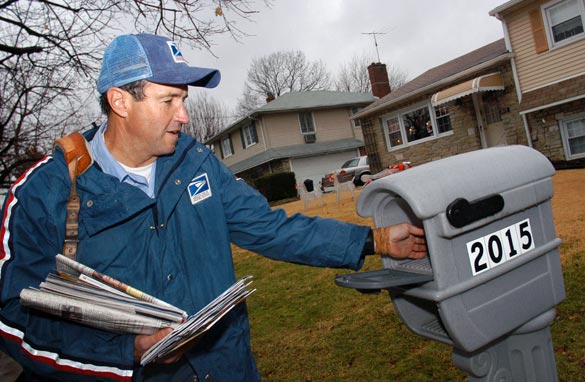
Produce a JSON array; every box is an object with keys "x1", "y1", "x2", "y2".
[{"x1": 466, "y1": 219, "x2": 535, "y2": 276}]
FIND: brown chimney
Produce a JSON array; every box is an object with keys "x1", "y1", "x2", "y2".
[
  {"x1": 367, "y1": 63, "x2": 391, "y2": 98},
  {"x1": 266, "y1": 92, "x2": 275, "y2": 103}
]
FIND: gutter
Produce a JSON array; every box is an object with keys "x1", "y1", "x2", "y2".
[{"x1": 488, "y1": 0, "x2": 525, "y2": 17}]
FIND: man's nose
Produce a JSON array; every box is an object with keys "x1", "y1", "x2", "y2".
[{"x1": 177, "y1": 103, "x2": 189, "y2": 124}]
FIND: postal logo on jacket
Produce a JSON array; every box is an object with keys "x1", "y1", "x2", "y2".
[{"x1": 188, "y1": 173, "x2": 212, "y2": 205}]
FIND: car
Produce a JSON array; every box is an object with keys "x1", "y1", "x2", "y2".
[{"x1": 321, "y1": 155, "x2": 370, "y2": 190}]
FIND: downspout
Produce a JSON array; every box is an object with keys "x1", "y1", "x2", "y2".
[
  {"x1": 521, "y1": 113, "x2": 534, "y2": 148},
  {"x1": 495, "y1": 12, "x2": 523, "y2": 104},
  {"x1": 493, "y1": 10, "x2": 531, "y2": 147}
]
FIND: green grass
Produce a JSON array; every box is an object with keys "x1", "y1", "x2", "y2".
[
  {"x1": 235, "y1": 248, "x2": 585, "y2": 381},
  {"x1": 236, "y1": 251, "x2": 467, "y2": 381},
  {"x1": 552, "y1": 249, "x2": 585, "y2": 380}
]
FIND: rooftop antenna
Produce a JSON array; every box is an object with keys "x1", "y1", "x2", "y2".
[{"x1": 362, "y1": 31, "x2": 386, "y2": 62}]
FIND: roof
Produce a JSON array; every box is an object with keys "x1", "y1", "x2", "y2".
[
  {"x1": 255, "y1": 90, "x2": 375, "y2": 113},
  {"x1": 355, "y1": 39, "x2": 511, "y2": 119},
  {"x1": 227, "y1": 138, "x2": 364, "y2": 174},
  {"x1": 206, "y1": 90, "x2": 375, "y2": 143}
]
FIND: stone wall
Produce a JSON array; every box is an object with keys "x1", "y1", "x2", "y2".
[{"x1": 527, "y1": 98, "x2": 585, "y2": 167}]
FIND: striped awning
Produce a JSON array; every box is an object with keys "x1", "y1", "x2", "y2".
[{"x1": 431, "y1": 72, "x2": 505, "y2": 106}]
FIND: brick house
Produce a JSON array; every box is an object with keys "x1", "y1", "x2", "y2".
[
  {"x1": 354, "y1": 39, "x2": 527, "y2": 173},
  {"x1": 205, "y1": 91, "x2": 375, "y2": 186},
  {"x1": 490, "y1": 0, "x2": 585, "y2": 167}
]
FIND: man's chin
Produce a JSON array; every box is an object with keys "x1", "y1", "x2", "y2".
[{"x1": 158, "y1": 147, "x2": 177, "y2": 159}]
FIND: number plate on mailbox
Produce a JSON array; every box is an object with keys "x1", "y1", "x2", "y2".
[{"x1": 466, "y1": 218, "x2": 535, "y2": 276}]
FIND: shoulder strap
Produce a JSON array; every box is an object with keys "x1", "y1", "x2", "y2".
[{"x1": 54, "y1": 132, "x2": 94, "y2": 262}]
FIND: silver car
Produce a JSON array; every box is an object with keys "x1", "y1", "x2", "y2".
[
  {"x1": 339, "y1": 156, "x2": 370, "y2": 185},
  {"x1": 321, "y1": 155, "x2": 370, "y2": 190}
]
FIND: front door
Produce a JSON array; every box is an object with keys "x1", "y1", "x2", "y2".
[{"x1": 484, "y1": 121, "x2": 507, "y2": 147}]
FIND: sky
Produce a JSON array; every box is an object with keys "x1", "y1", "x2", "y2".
[{"x1": 183, "y1": 0, "x2": 508, "y2": 112}]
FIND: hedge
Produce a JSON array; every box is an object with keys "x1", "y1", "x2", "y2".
[{"x1": 254, "y1": 172, "x2": 297, "y2": 202}]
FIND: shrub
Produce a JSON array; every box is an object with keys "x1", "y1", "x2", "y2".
[{"x1": 254, "y1": 172, "x2": 297, "y2": 202}]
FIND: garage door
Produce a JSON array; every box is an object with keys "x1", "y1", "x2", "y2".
[{"x1": 290, "y1": 151, "x2": 358, "y2": 189}]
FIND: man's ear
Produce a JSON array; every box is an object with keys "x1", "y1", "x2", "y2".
[{"x1": 106, "y1": 87, "x2": 129, "y2": 118}]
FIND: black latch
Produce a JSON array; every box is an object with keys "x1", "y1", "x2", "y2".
[{"x1": 446, "y1": 194, "x2": 504, "y2": 228}]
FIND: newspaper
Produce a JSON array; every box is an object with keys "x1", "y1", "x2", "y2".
[
  {"x1": 19, "y1": 254, "x2": 255, "y2": 364},
  {"x1": 140, "y1": 275, "x2": 255, "y2": 365},
  {"x1": 20, "y1": 289, "x2": 177, "y2": 334}
]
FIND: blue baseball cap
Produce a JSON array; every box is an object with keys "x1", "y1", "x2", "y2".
[{"x1": 97, "y1": 34, "x2": 221, "y2": 94}]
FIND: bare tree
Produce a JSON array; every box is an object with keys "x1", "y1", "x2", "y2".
[
  {"x1": 184, "y1": 90, "x2": 232, "y2": 142},
  {"x1": 386, "y1": 63, "x2": 409, "y2": 91},
  {"x1": 235, "y1": 85, "x2": 261, "y2": 118},
  {"x1": 0, "y1": 0, "x2": 269, "y2": 187},
  {"x1": 335, "y1": 54, "x2": 376, "y2": 93},
  {"x1": 335, "y1": 53, "x2": 408, "y2": 93},
  {"x1": 236, "y1": 50, "x2": 332, "y2": 116}
]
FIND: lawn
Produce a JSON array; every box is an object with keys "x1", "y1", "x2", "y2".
[{"x1": 233, "y1": 168, "x2": 585, "y2": 381}]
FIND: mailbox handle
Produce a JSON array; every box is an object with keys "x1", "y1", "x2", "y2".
[{"x1": 446, "y1": 194, "x2": 504, "y2": 228}]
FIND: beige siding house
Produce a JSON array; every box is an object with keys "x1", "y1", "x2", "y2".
[
  {"x1": 491, "y1": 0, "x2": 585, "y2": 166},
  {"x1": 206, "y1": 91, "x2": 375, "y2": 186},
  {"x1": 354, "y1": 39, "x2": 527, "y2": 173}
]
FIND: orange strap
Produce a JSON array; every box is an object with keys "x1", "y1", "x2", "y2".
[{"x1": 54, "y1": 132, "x2": 93, "y2": 261}]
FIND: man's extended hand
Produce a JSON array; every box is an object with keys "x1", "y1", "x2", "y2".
[
  {"x1": 134, "y1": 328, "x2": 182, "y2": 364},
  {"x1": 372, "y1": 223, "x2": 427, "y2": 259}
]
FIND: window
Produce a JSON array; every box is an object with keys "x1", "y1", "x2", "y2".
[
  {"x1": 386, "y1": 116, "x2": 403, "y2": 148},
  {"x1": 383, "y1": 102, "x2": 453, "y2": 151},
  {"x1": 561, "y1": 113, "x2": 585, "y2": 159},
  {"x1": 298, "y1": 112, "x2": 315, "y2": 134},
  {"x1": 434, "y1": 105, "x2": 453, "y2": 133},
  {"x1": 482, "y1": 93, "x2": 502, "y2": 125},
  {"x1": 220, "y1": 136, "x2": 233, "y2": 158},
  {"x1": 351, "y1": 107, "x2": 362, "y2": 127},
  {"x1": 543, "y1": 0, "x2": 585, "y2": 47},
  {"x1": 403, "y1": 106, "x2": 433, "y2": 143},
  {"x1": 342, "y1": 158, "x2": 359, "y2": 168},
  {"x1": 241, "y1": 122, "x2": 258, "y2": 148}
]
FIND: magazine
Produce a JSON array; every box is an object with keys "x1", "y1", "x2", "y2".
[{"x1": 19, "y1": 254, "x2": 255, "y2": 365}]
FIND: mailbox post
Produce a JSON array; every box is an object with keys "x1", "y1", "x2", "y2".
[{"x1": 336, "y1": 145, "x2": 565, "y2": 382}]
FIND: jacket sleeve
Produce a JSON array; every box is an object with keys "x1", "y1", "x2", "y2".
[
  {"x1": 0, "y1": 156, "x2": 135, "y2": 382},
  {"x1": 212, "y1": 157, "x2": 369, "y2": 271}
]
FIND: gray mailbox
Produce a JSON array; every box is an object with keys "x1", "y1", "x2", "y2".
[{"x1": 336, "y1": 145, "x2": 565, "y2": 382}]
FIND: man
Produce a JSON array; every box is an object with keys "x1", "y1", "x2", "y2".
[{"x1": 0, "y1": 34, "x2": 426, "y2": 382}]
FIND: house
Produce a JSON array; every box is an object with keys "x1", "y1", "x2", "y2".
[
  {"x1": 490, "y1": 0, "x2": 585, "y2": 167},
  {"x1": 206, "y1": 90, "x2": 376, "y2": 186},
  {"x1": 353, "y1": 39, "x2": 528, "y2": 174}
]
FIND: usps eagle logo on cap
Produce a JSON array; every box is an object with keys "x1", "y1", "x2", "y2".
[
  {"x1": 188, "y1": 173, "x2": 212, "y2": 205},
  {"x1": 167, "y1": 41, "x2": 187, "y2": 64}
]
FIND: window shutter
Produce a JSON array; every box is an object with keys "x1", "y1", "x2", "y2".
[
  {"x1": 229, "y1": 136, "x2": 234, "y2": 154},
  {"x1": 240, "y1": 128, "x2": 246, "y2": 149},
  {"x1": 529, "y1": 9, "x2": 549, "y2": 54},
  {"x1": 251, "y1": 121, "x2": 258, "y2": 143},
  {"x1": 219, "y1": 140, "x2": 225, "y2": 159}
]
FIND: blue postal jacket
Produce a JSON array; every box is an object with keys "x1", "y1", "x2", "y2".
[{"x1": 0, "y1": 129, "x2": 369, "y2": 382}]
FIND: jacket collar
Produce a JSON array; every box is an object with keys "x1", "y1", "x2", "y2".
[{"x1": 78, "y1": 130, "x2": 211, "y2": 236}]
